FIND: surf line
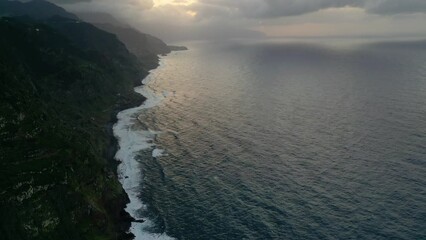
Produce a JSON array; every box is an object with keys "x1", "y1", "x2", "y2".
[{"x1": 113, "y1": 58, "x2": 175, "y2": 240}]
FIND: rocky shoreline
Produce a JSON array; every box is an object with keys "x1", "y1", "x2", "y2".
[
  {"x1": 106, "y1": 99, "x2": 145, "y2": 240},
  {"x1": 105, "y1": 60, "x2": 160, "y2": 239}
]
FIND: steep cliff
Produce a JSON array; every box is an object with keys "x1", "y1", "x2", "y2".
[
  {"x1": 76, "y1": 12, "x2": 172, "y2": 68},
  {"x1": 0, "y1": 15, "x2": 150, "y2": 240}
]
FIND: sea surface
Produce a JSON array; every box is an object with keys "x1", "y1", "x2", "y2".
[{"x1": 114, "y1": 39, "x2": 426, "y2": 239}]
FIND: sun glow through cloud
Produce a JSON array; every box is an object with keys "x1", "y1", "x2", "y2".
[
  {"x1": 153, "y1": 0, "x2": 197, "y2": 7},
  {"x1": 153, "y1": 0, "x2": 198, "y2": 16}
]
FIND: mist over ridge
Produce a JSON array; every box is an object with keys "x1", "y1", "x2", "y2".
[{"x1": 33, "y1": 0, "x2": 426, "y2": 42}]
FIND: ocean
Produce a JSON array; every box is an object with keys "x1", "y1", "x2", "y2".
[{"x1": 113, "y1": 39, "x2": 426, "y2": 239}]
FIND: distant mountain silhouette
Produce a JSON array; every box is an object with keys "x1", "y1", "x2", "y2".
[
  {"x1": 76, "y1": 12, "x2": 128, "y2": 28},
  {"x1": 1, "y1": 1, "x2": 175, "y2": 62},
  {"x1": 95, "y1": 23, "x2": 171, "y2": 56},
  {"x1": 77, "y1": 12, "x2": 172, "y2": 57},
  {"x1": 46, "y1": 16, "x2": 138, "y2": 63},
  {"x1": 0, "y1": 0, "x2": 78, "y2": 20}
]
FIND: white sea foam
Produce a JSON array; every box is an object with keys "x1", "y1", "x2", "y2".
[
  {"x1": 113, "y1": 57, "x2": 175, "y2": 240},
  {"x1": 130, "y1": 220, "x2": 175, "y2": 240},
  {"x1": 152, "y1": 148, "x2": 166, "y2": 158}
]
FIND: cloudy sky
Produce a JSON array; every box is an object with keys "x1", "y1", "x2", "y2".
[{"x1": 53, "y1": 0, "x2": 426, "y2": 42}]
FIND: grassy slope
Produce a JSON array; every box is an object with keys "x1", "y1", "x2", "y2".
[{"x1": 0, "y1": 18, "x2": 149, "y2": 240}]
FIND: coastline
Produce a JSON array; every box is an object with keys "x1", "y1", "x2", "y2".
[
  {"x1": 105, "y1": 59, "x2": 159, "y2": 240},
  {"x1": 105, "y1": 98, "x2": 145, "y2": 240},
  {"x1": 111, "y1": 57, "x2": 175, "y2": 239},
  {"x1": 0, "y1": 13, "x2": 177, "y2": 239}
]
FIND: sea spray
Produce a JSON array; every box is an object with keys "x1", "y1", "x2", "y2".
[{"x1": 113, "y1": 58, "x2": 175, "y2": 240}]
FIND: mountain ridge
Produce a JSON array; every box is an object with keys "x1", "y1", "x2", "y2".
[
  {"x1": 0, "y1": 0, "x2": 78, "y2": 20},
  {"x1": 0, "y1": 1, "x2": 172, "y2": 239},
  {"x1": 76, "y1": 12, "x2": 174, "y2": 60}
]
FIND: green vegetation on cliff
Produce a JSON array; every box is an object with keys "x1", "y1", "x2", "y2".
[{"x1": 0, "y1": 16, "x2": 150, "y2": 240}]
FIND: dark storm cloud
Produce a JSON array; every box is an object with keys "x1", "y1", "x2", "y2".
[
  {"x1": 58, "y1": 0, "x2": 426, "y2": 41},
  {"x1": 190, "y1": 0, "x2": 426, "y2": 20},
  {"x1": 193, "y1": 0, "x2": 363, "y2": 19},
  {"x1": 366, "y1": 0, "x2": 426, "y2": 15},
  {"x1": 53, "y1": 0, "x2": 426, "y2": 17}
]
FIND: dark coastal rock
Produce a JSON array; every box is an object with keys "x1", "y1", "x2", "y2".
[{"x1": 133, "y1": 219, "x2": 145, "y2": 223}]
